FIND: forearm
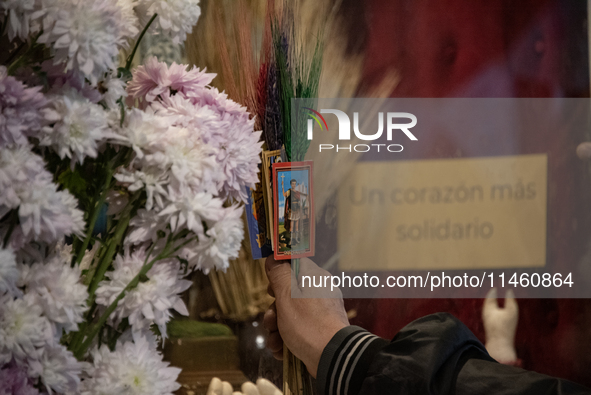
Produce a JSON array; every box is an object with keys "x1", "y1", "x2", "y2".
[
  {"x1": 455, "y1": 359, "x2": 590, "y2": 395},
  {"x1": 316, "y1": 313, "x2": 591, "y2": 395}
]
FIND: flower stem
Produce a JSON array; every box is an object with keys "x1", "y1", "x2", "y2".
[
  {"x1": 4, "y1": 41, "x2": 26, "y2": 65},
  {"x1": 73, "y1": 147, "x2": 130, "y2": 267},
  {"x1": 74, "y1": 169, "x2": 112, "y2": 266},
  {"x1": 2, "y1": 210, "x2": 18, "y2": 248},
  {"x1": 6, "y1": 31, "x2": 42, "y2": 76},
  {"x1": 125, "y1": 13, "x2": 158, "y2": 71},
  {"x1": 85, "y1": 196, "x2": 136, "y2": 307},
  {"x1": 68, "y1": 205, "x2": 133, "y2": 353},
  {"x1": 0, "y1": 15, "x2": 7, "y2": 39}
]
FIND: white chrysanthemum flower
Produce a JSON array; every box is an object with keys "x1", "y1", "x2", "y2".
[
  {"x1": 17, "y1": 177, "x2": 85, "y2": 244},
  {"x1": 115, "y1": 107, "x2": 174, "y2": 157},
  {"x1": 20, "y1": 252, "x2": 89, "y2": 333},
  {"x1": 0, "y1": 293, "x2": 54, "y2": 365},
  {"x1": 158, "y1": 191, "x2": 225, "y2": 236},
  {"x1": 151, "y1": 94, "x2": 218, "y2": 130},
  {"x1": 136, "y1": 0, "x2": 201, "y2": 45},
  {"x1": 81, "y1": 334, "x2": 181, "y2": 395},
  {"x1": 115, "y1": 105, "x2": 224, "y2": 207},
  {"x1": 115, "y1": 168, "x2": 168, "y2": 211},
  {"x1": 0, "y1": 0, "x2": 36, "y2": 40},
  {"x1": 41, "y1": 88, "x2": 111, "y2": 164},
  {"x1": 116, "y1": 0, "x2": 140, "y2": 43},
  {"x1": 152, "y1": 126, "x2": 219, "y2": 195},
  {"x1": 95, "y1": 249, "x2": 191, "y2": 336},
  {"x1": 100, "y1": 72, "x2": 128, "y2": 110},
  {"x1": 36, "y1": 0, "x2": 136, "y2": 85},
  {"x1": 0, "y1": 247, "x2": 20, "y2": 297},
  {"x1": 126, "y1": 208, "x2": 167, "y2": 244},
  {"x1": 0, "y1": 145, "x2": 51, "y2": 209},
  {"x1": 191, "y1": 205, "x2": 244, "y2": 272},
  {"x1": 0, "y1": 145, "x2": 84, "y2": 248},
  {"x1": 28, "y1": 343, "x2": 85, "y2": 394}
]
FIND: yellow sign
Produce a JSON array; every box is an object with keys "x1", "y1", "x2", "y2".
[{"x1": 337, "y1": 155, "x2": 547, "y2": 271}]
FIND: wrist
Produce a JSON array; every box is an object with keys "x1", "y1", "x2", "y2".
[
  {"x1": 306, "y1": 321, "x2": 348, "y2": 378},
  {"x1": 485, "y1": 338, "x2": 517, "y2": 363}
]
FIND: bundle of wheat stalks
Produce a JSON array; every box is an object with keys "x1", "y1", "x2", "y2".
[{"x1": 208, "y1": 240, "x2": 272, "y2": 321}]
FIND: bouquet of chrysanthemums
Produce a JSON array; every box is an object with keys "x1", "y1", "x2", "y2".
[{"x1": 0, "y1": 0, "x2": 262, "y2": 393}]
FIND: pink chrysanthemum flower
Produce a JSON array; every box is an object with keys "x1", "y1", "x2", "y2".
[
  {"x1": 126, "y1": 57, "x2": 215, "y2": 107},
  {"x1": 186, "y1": 86, "x2": 249, "y2": 119}
]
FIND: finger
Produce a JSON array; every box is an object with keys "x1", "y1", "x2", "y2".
[
  {"x1": 296, "y1": 258, "x2": 343, "y2": 297},
  {"x1": 504, "y1": 289, "x2": 519, "y2": 315},
  {"x1": 265, "y1": 255, "x2": 284, "y2": 275},
  {"x1": 272, "y1": 350, "x2": 284, "y2": 361},
  {"x1": 483, "y1": 288, "x2": 499, "y2": 313},
  {"x1": 267, "y1": 330, "x2": 283, "y2": 353},
  {"x1": 263, "y1": 304, "x2": 278, "y2": 332},
  {"x1": 577, "y1": 142, "x2": 591, "y2": 160},
  {"x1": 267, "y1": 283, "x2": 274, "y2": 298},
  {"x1": 265, "y1": 256, "x2": 291, "y2": 298}
]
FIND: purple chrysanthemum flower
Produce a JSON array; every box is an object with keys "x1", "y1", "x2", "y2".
[
  {"x1": 188, "y1": 87, "x2": 262, "y2": 202},
  {"x1": 205, "y1": 112, "x2": 263, "y2": 203},
  {"x1": 0, "y1": 361, "x2": 40, "y2": 395},
  {"x1": 0, "y1": 66, "x2": 48, "y2": 147}
]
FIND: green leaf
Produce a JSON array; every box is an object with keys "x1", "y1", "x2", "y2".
[
  {"x1": 117, "y1": 67, "x2": 133, "y2": 82},
  {"x1": 58, "y1": 169, "x2": 88, "y2": 199}
]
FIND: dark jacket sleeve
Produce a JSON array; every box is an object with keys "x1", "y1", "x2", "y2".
[{"x1": 316, "y1": 312, "x2": 591, "y2": 395}]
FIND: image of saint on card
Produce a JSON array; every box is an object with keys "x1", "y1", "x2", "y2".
[{"x1": 272, "y1": 161, "x2": 314, "y2": 260}]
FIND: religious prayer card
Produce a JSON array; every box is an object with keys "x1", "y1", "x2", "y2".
[
  {"x1": 244, "y1": 184, "x2": 272, "y2": 259},
  {"x1": 262, "y1": 150, "x2": 282, "y2": 250},
  {"x1": 272, "y1": 161, "x2": 315, "y2": 260}
]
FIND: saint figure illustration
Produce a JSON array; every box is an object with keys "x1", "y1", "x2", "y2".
[{"x1": 282, "y1": 177, "x2": 303, "y2": 245}]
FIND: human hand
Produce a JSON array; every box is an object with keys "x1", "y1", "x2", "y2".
[
  {"x1": 263, "y1": 256, "x2": 349, "y2": 378},
  {"x1": 482, "y1": 288, "x2": 519, "y2": 364}
]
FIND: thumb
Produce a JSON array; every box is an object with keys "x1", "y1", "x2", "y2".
[{"x1": 265, "y1": 256, "x2": 292, "y2": 299}]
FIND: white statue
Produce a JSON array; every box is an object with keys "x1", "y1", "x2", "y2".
[
  {"x1": 482, "y1": 288, "x2": 520, "y2": 365},
  {"x1": 206, "y1": 377, "x2": 282, "y2": 395}
]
